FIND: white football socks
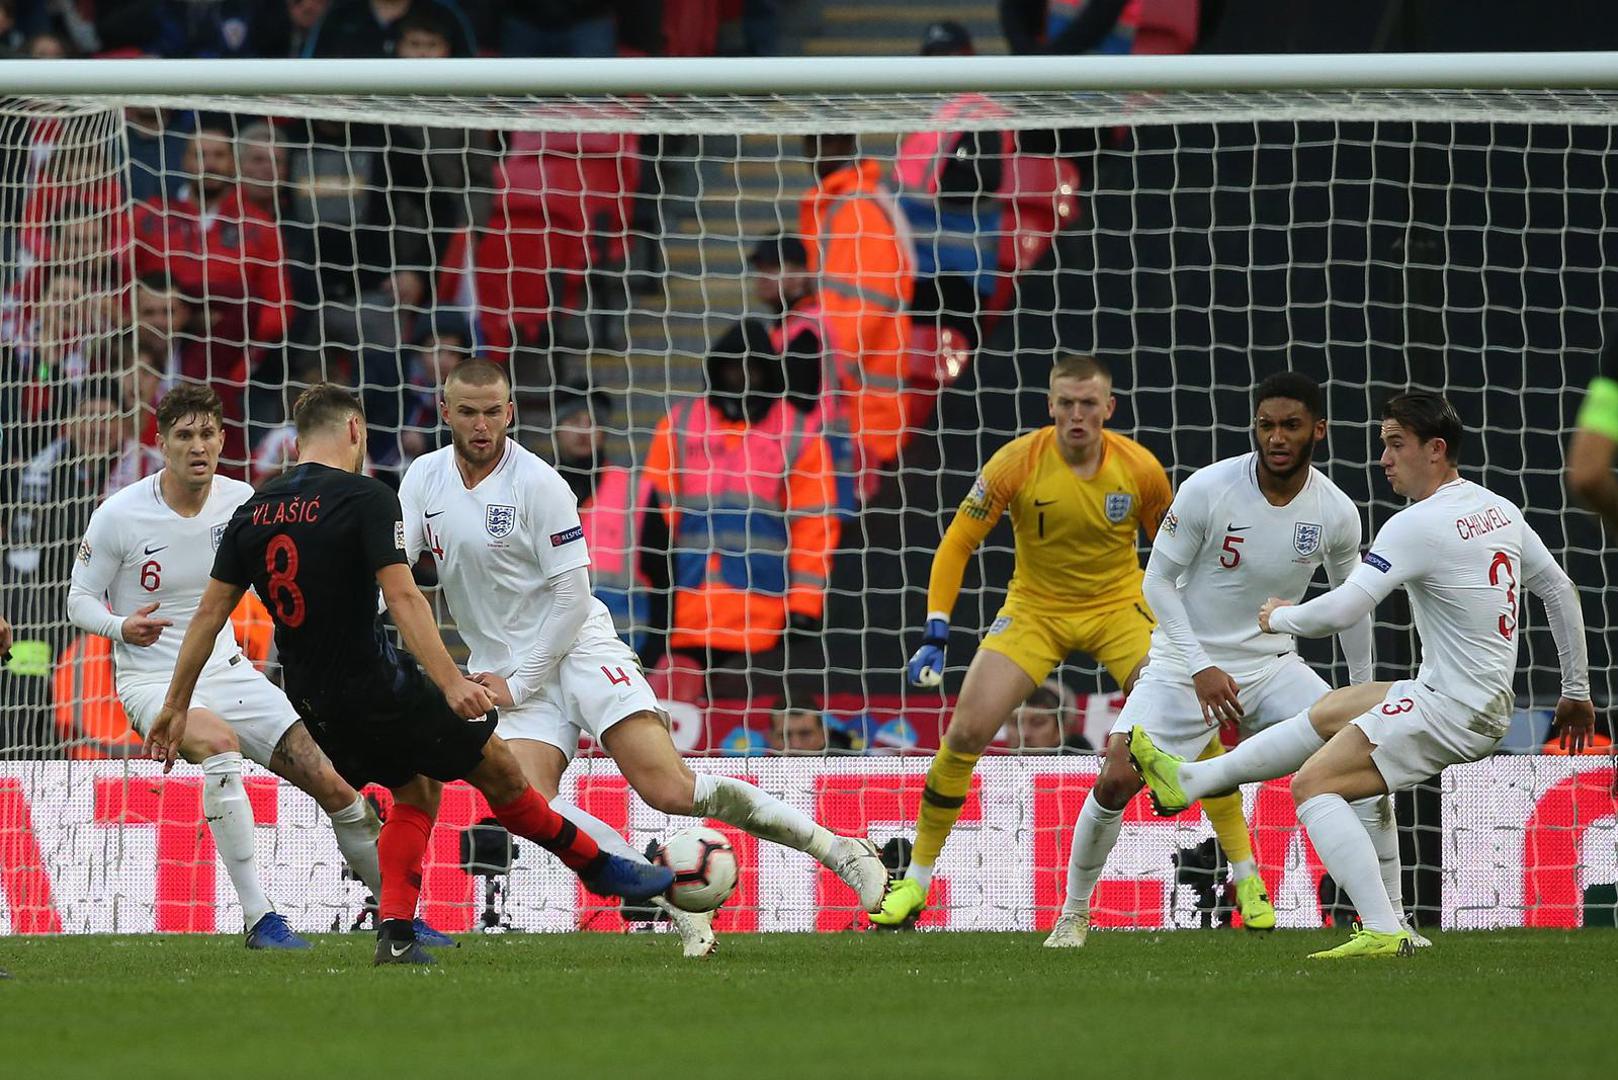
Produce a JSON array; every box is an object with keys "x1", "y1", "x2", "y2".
[
  {"x1": 201, "y1": 751, "x2": 273, "y2": 930},
  {"x1": 691, "y1": 773, "x2": 835, "y2": 863},
  {"x1": 1352, "y1": 794, "x2": 1405, "y2": 913},
  {"x1": 1229, "y1": 858, "x2": 1258, "y2": 883},
  {"x1": 327, "y1": 794, "x2": 382, "y2": 899},
  {"x1": 1062, "y1": 791, "x2": 1124, "y2": 915},
  {"x1": 1180, "y1": 709, "x2": 1325, "y2": 803},
  {"x1": 1297, "y1": 793, "x2": 1401, "y2": 933},
  {"x1": 549, "y1": 796, "x2": 650, "y2": 863}
]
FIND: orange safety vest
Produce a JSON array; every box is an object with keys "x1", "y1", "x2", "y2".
[
  {"x1": 581, "y1": 463, "x2": 654, "y2": 651},
  {"x1": 648, "y1": 397, "x2": 838, "y2": 655},
  {"x1": 799, "y1": 159, "x2": 917, "y2": 467},
  {"x1": 231, "y1": 590, "x2": 275, "y2": 669},
  {"x1": 770, "y1": 297, "x2": 845, "y2": 434},
  {"x1": 52, "y1": 635, "x2": 140, "y2": 760}
]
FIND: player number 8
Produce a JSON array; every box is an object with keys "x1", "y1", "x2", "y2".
[{"x1": 265, "y1": 534, "x2": 307, "y2": 628}]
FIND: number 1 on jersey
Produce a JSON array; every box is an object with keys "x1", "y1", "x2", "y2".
[{"x1": 266, "y1": 534, "x2": 307, "y2": 627}]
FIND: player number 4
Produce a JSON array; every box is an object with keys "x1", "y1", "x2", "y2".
[
  {"x1": 601, "y1": 665, "x2": 632, "y2": 687},
  {"x1": 1219, "y1": 534, "x2": 1244, "y2": 568}
]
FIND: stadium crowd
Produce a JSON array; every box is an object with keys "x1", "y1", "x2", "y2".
[{"x1": 0, "y1": 3, "x2": 1151, "y2": 760}]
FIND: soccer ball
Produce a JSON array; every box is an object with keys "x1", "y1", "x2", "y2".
[{"x1": 654, "y1": 826, "x2": 738, "y2": 913}]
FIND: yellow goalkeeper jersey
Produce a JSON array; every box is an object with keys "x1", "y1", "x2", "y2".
[{"x1": 933, "y1": 427, "x2": 1172, "y2": 616}]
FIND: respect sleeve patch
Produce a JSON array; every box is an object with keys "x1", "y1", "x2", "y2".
[
  {"x1": 550, "y1": 525, "x2": 584, "y2": 547},
  {"x1": 1362, "y1": 551, "x2": 1392, "y2": 573}
]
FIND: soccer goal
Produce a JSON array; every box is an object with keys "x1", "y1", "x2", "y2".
[{"x1": 0, "y1": 53, "x2": 1613, "y2": 936}]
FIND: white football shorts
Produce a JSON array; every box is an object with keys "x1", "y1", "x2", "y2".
[
  {"x1": 496, "y1": 623, "x2": 664, "y2": 761},
  {"x1": 1110, "y1": 653, "x2": 1331, "y2": 760},
  {"x1": 1349, "y1": 679, "x2": 1504, "y2": 792},
  {"x1": 120, "y1": 655, "x2": 301, "y2": 766}
]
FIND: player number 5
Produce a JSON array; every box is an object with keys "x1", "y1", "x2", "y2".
[{"x1": 1219, "y1": 534, "x2": 1244, "y2": 568}]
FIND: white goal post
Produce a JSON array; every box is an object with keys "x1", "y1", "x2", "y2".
[{"x1": 0, "y1": 53, "x2": 1614, "y2": 935}]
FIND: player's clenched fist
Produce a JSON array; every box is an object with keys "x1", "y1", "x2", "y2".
[
  {"x1": 907, "y1": 617, "x2": 950, "y2": 688},
  {"x1": 471, "y1": 672, "x2": 515, "y2": 709},
  {"x1": 445, "y1": 676, "x2": 496, "y2": 720},
  {"x1": 1256, "y1": 597, "x2": 1293, "y2": 634}
]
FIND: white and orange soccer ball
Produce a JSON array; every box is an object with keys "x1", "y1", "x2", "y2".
[{"x1": 654, "y1": 826, "x2": 739, "y2": 913}]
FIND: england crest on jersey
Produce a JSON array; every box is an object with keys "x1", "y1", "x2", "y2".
[
  {"x1": 1104, "y1": 492, "x2": 1133, "y2": 524},
  {"x1": 1294, "y1": 522, "x2": 1323, "y2": 557},
  {"x1": 485, "y1": 504, "x2": 518, "y2": 539},
  {"x1": 211, "y1": 523, "x2": 227, "y2": 550}
]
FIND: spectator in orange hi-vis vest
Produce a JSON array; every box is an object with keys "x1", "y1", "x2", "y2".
[
  {"x1": 799, "y1": 134, "x2": 917, "y2": 474},
  {"x1": 550, "y1": 386, "x2": 665, "y2": 661},
  {"x1": 230, "y1": 589, "x2": 275, "y2": 671},
  {"x1": 643, "y1": 319, "x2": 840, "y2": 702},
  {"x1": 52, "y1": 634, "x2": 142, "y2": 760}
]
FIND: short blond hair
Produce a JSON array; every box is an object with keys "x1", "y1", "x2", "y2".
[{"x1": 1050, "y1": 354, "x2": 1112, "y2": 387}]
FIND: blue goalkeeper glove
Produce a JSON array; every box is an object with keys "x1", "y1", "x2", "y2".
[{"x1": 906, "y1": 618, "x2": 949, "y2": 688}]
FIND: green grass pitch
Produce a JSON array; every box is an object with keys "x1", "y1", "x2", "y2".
[{"x1": 2, "y1": 929, "x2": 1612, "y2": 1079}]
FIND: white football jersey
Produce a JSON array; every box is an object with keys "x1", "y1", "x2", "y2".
[
  {"x1": 398, "y1": 440, "x2": 612, "y2": 679},
  {"x1": 1147, "y1": 452, "x2": 1363, "y2": 678},
  {"x1": 69, "y1": 472, "x2": 252, "y2": 685},
  {"x1": 1344, "y1": 477, "x2": 1552, "y2": 720}
]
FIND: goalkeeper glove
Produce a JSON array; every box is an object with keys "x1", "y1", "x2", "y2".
[{"x1": 906, "y1": 617, "x2": 949, "y2": 688}]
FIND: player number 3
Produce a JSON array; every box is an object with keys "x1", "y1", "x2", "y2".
[
  {"x1": 265, "y1": 534, "x2": 307, "y2": 628},
  {"x1": 1488, "y1": 550, "x2": 1517, "y2": 641}
]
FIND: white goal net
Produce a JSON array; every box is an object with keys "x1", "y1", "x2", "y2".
[{"x1": 0, "y1": 57, "x2": 1613, "y2": 935}]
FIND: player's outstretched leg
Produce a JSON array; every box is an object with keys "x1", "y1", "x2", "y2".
[
  {"x1": 466, "y1": 737, "x2": 673, "y2": 902},
  {"x1": 173, "y1": 710, "x2": 306, "y2": 950},
  {"x1": 602, "y1": 713, "x2": 889, "y2": 913},
  {"x1": 876, "y1": 651, "x2": 1034, "y2": 927},
  {"x1": 1293, "y1": 729, "x2": 1412, "y2": 960},
  {"x1": 266, "y1": 723, "x2": 455, "y2": 948},
  {"x1": 1143, "y1": 683, "x2": 1393, "y2": 813},
  {"x1": 1194, "y1": 741, "x2": 1275, "y2": 931},
  {"x1": 1046, "y1": 734, "x2": 1140, "y2": 947},
  {"x1": 374, "y1": 776, "x2": 442, "y2": 966}
]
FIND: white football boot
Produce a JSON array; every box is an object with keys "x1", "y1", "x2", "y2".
[
  {"x1": 1399, "y1": 915, "x2": 1433, "y2": 948},
  {"x1": 654, "y1": 898, "x2": 717, "y2": 959},
  {"x1": 1043, "y1": 910, "x2": 1091, "y2": 948},
  {"x1": 826, "y1": 836, "x2": 888, "y2": 913}
]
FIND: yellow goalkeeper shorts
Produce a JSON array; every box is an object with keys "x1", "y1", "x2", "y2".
[{"x1": 978, "y1": 595, "x2": 1155, "y2": 690}]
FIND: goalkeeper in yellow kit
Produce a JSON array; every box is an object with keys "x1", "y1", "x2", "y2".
[{"x1": 872, "y1": 354, "x2": 1277, "y2": 929}]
